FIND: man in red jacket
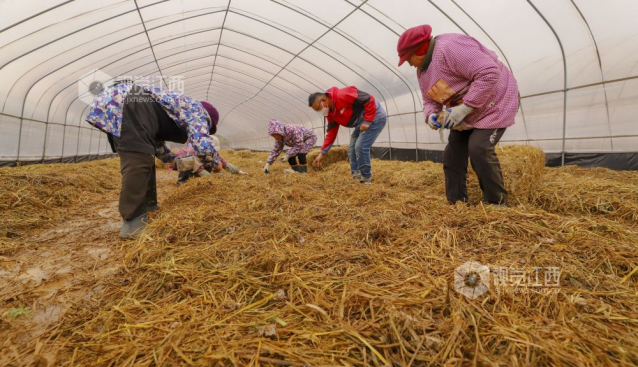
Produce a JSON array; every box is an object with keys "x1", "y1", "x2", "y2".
[{"x1": 309, "y1": 86, "x2": 387, "y2": 184}]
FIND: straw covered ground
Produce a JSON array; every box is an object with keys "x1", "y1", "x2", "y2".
[
  {"x1": 0, "y1": 159, "x2": 120, "y2": 244},
  {"x1": 1, "y1": 146, "x2": 637, "y2": 366}
]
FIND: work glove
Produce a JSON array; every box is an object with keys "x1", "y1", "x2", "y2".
[
  {"x1": 225, "y1": 163, "x2": 241, "y2": 174},
  {"x1": 175, "y1": 156, "x2": 202, "y2": 173},
  {"x1": 427, "y1": 113, "x2": 441, "y2": 130},
  {"x1": 263, "y1": 163, "x2": 271, "y2": 174},
  {"x1": 196, "y1": 169, "x2": 211, "y2": 177},
  {"x1": 280, "y1": 154, "x2": 289, "y2": 163},
  {"x1": 443, "y1": 104, "x2": 474, "y2": 129}
]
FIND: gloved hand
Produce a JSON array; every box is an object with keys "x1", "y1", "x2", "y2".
[
  {"x1": 175, "y1": 156, "x2": 202, "y2": 173},
  {"x1": 443, "y1": 104, "x2": 474, "y2": 129},
  {"x1": 263, "y1": 163, "x2": 271, "y2": 174},
  {"x1": 196, "y1": 169, "x2": 211, "y2": 177},
  {"x1": 427, "y1": 113, "x2": 441, "y2": 130},
  {"x1": 280, "y1": 154, "x2": 289, "y2": 163},
  {"x1": 225, "y1": 162, "x2": 241, "y2": 174}
]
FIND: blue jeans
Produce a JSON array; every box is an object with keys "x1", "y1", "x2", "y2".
[{"x1": 347, "y1": 104, "x2": 387, "y2": 178}]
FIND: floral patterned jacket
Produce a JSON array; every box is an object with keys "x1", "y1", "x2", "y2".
[{"x1": 86, "y1": 83, "x2": 219, "y2": 165}]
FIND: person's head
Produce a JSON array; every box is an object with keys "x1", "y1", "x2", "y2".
[
  {"x1": 397, "y1": 24, "x2": 432, "y2": 69},
  {"x1": 268, "y1": 119, "x2": 286, "y2": 140},
  {"x1": 308, "y1": 92, "x2": 332, "y2": 116},
  {"x1": 199, "y1": 101, "x2": 219, "y2": 134}
]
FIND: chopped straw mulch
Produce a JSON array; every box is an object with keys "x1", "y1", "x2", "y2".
[
  {"x1": 0, "y1": 159, "x2": 120, "y2": 243},
  {"x1": 4, "y1": 146, "x2": 638, "y2": 366}
]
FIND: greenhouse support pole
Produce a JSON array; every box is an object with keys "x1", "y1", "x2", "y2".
[{"x1": 527, "y1": 1, "x2": 568, "y2": 166}]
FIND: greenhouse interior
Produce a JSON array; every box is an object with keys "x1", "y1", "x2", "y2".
[{"x1": 1, "y1": 0, "x2": 637, "y2": 366}]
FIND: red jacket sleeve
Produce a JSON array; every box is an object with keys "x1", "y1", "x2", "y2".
[
  {"x1": 320, "y1": 120, "x2": 340, "y2": 153},
  {"x1": 362, "y1": 94, "x2": 376, "y2": 123}
]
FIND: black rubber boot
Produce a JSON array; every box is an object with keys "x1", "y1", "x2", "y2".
[
  {"x1": 294, "y1": 164, "x2": 308, "y2": 173},
  {"x1": 177, "y1": 171, "x2": 191, "y2": 186}
]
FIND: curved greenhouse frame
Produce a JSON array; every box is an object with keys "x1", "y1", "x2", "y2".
[{"x1": 1, "y1": 0, "x2": 637, "y2": 167}]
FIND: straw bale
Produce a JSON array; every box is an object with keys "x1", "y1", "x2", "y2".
[
  {"x1": 307, "y1": 146, "x2": 349, "y2": 171},
  {"x1": 466, "y1": 145, "x2": 546, "y2": 205}
]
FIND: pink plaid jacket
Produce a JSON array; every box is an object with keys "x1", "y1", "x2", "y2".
[{"x1": 417, "y1": 33, "x2": 519, "y2": 129}]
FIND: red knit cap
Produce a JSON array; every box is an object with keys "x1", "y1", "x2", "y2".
[{"x1": 397, "y1": 24, "x2": 433, "y2": 66}]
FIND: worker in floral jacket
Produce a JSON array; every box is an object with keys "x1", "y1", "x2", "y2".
[
  {"x1": 86, "y1": 82, "x2": 221, "y2": 239},
  {"x1": 397, "y1": 25, "x2": 519, "y2": 205},
  {"x1": 263, "y1": 119, "x2": 317, "y2": 174}
]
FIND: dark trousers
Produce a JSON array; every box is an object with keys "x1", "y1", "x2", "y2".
[
  {"x1": 112, "y1": 86, "x2": 184, "y2": 220},
  {"x1": 288, "y1": 153, "x2": 307, "y2": 166},
  {"x1": 443, "y1": 128, "x2": 508, "y2": 205},
  {"x1": 118, "y1": 151, "x2": 157, "y2": 220}
]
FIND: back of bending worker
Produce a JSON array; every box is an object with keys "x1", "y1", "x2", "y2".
[{"x1": 86, "y1": 82, "x2": 222, "y2": 239}]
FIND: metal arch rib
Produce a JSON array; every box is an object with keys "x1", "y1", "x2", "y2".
[
  {"x1": 215, "y1": 6, "x2": 399, "y2": 157},
  {"x1": 0, "y1": 1, "x2": 171, "y2": 71},
  {"x1": 57, "y1": 30, "x2": 334, "y2": 136},
  {"x1": 45, "y1": 41, "x2": 223, "y2": 123},
  {"x1": 219, "y1": 1, "x2": 369, "y2": 125},
  {"x1": 450, "y1": 0, "x2": 531, "y2": 142},
  {"x1": 269, "y1": 0, "x2": 420, "y2": 114},
  {"x1": 136, "y1": 60, "x2": 320, "y2": 125},
  {"x1": 219, "y1": 10, "x2": 390, "y2": 115},
  {"x1": 569, "y1": 0, "x2": 613, "y2": 151},
  {"x1": 1, "y1": 5, "x2": 228, "y2": 72},
  {"x1": 0, "y1": 0, "x2": 77, "y2": 33},
  {"x1": 205, "y1": 0, "x2": 232, "y2": 102},
  {"x1": 39, "y1": 25, "x2": 340, "y2": 130},
  {"x1": 67, "y1": 63, "x2": 320, "y2": 143},
  {"x1": 132, "y1": 0, "x2": 168, "y2": 89},
  {"x1": 68, "y1": 65, "x2": 313, "y2": 143},
  {"x1": 11, "y1": 6, "x2": 224, "y2": 160},
  {"x1": 527, "y1": 0, "x2": 568, "y2": 166},
  {"x1": 337, "y1": 1, "x2": 421, "y2": 160}
]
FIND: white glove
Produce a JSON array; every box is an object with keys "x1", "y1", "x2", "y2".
[
  {"x1": 196, "y1": 169, "x2": 211, "y2": 177},
  {"x1": 263, "y1": 163, "x2": 271, "y2": 174},
  {"x1": 175, "y1": 156, "x2": 202, "y2": 173},
  {"x1": 443, "y1": 104, "x2": 474, "y2": 129},
  {"x1": 280, "y1": 154, "x2": 289, "y2": 162},
  {"x1": 225, "y1": 163, "x2": 241, "y2": 174},
  {"x1": 427, "y1": 113, "x2": 441, "y2": 130}
]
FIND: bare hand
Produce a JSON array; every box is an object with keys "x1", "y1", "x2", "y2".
[
  {"x1": 360, "y1": 124, "x2": 370, "y2": 132},
  {"x1": 313, "y1": 153, "x2": 324, "y2": 167}
]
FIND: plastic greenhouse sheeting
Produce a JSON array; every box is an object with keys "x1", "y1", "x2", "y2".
[{"x1": 1, "y1": 0, "x2": 637, "y2": 167}]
